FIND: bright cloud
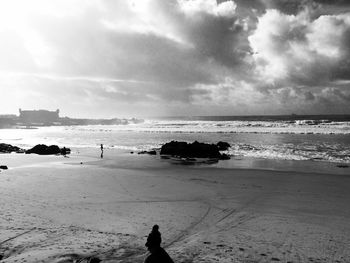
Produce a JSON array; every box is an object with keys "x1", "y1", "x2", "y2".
[
  {"x1": 0, "y1": 0, "x2": 349, "y2": 117},
  {"x1": 178, "y1": 0, "x2": 237, "y2": 17},
  {"x1": 249, "y1": 9, "x2": 350, "y2": 85}
]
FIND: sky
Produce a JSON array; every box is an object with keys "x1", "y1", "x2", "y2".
[{"x1": 0, "y1": 0, "x2": 350, "y2": 118}]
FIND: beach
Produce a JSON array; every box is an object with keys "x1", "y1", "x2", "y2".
[
  {"x1": 0, "y1": 148, "x2": 349, "y2": 263},
  {"x1": 1, "y1": 0, "x2": 350, "y2": 260}
]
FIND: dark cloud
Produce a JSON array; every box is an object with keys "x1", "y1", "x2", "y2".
[
  {"x1": 1, "y1": 0, "x2": 350, "y2": 116},
  {"x1": 261, "y1": 0, "x2": 308, "y2": 14},
  {"x1": 304, "y1": 91, "x2": 315, "y2": 101},
  {"x1": 261, "y1": 0, "x2": 350, "y2": 14},
  {"x1": 183, "y1": 15, "x2": 244, "y2": 67},
  {"x1": 314, "y1": 0, "x2": 350, "y2": 6},
  {"x1": 29, "y1": 3, "x2": 216, "y2": 89}
]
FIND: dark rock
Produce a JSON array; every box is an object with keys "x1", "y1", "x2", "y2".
[
  {"x1": 60, "y1": 147, "x2": 70, "y2": 155},
  {"x1": 0, "y1": 143, "x2": 25, "y2": 153},
  {"x1": 337, "y1": 164, "x2": 349, "y2": 168},
  {"x1": 26, "y1": 144, "x2": 71, "y2": 155},
  {"x1": 216, "y1": 141, "x2": 231, "y2": 151},
  {"x1": 160, "y1": 141, "x2": 230, "y2": 160},
  {"x1": 205, "y1": 159, "x2": 219, "y2": 164},
  {"x1": 138, "y1": 150, "x2": 157, "y2": 155},
  {"x1": 160, "y1": 141, "x2": 220, "y2": 158},
  {"x1": 220, "y1": 153, "x2": 230, "y2": 160},
  {"x1": 26, "y1": 144, "x2": 59, "y2": 155},
  {"x1": 0, "y1": 165, "x2": 8, "y2": 170},
  {"x1": 89, "y1": 257, "x2": 101, "y2": 263}
]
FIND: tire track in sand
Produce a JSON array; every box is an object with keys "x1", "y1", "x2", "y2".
[{"x1": 164, "y1": 203, "x2": 212, "y2": 248}]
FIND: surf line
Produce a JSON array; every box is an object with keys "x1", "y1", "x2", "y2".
[{"x1": 0, "y1": 228, "x2": 36, "y2": 245}]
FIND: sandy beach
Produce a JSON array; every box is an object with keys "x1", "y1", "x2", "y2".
[{"x1": 0, "y1": 149, "x2": 349, "y2": 263}]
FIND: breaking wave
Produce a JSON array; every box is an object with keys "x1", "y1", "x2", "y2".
[{"x1": 1, "y1": 117, "x2": 349, "y2": 163}]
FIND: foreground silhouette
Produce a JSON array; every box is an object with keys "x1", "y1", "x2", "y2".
[{"x1": 145, "y1": 225, "x2": 174, "y2": 263}]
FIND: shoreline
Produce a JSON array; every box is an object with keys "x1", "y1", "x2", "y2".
[
  {"x1": 69, "y1": 147, "x2": 349, "y2": 176},
  {"x1": 1, "y1": 146, "x2": 349, "y2": 175},
  {"x1": 0, "y1": 148, "x2": 349, "y2": 262}
]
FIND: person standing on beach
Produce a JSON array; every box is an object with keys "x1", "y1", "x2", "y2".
[
  {"x1": 145, "y1": 225, "x2": 174, "y2": 263},
  {"x1": 100, "y1": 144, "x2": 104, "y2": 158}
]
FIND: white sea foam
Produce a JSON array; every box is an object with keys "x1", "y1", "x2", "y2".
[
  {"x1": 227, "y1": 143, "x2": 350, "y2": 163},
  {"x1": 93, "y1": 119, "x2": 350, "y2": 135},
  {"x1": 1, "y1": 120, "x2": 349, "y2": 163}
]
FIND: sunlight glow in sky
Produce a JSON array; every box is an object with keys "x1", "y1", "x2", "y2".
[{"x1": 0, "y1": 0, "x2": 349, "y2": 118}]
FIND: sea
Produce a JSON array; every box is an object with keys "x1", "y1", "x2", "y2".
[{"x1": 1, "y1": 115, "x2": 350, "y2": 164}]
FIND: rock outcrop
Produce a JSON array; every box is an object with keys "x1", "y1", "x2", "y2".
[
  {"x1": 26, "y1": 144, "x2": 71, "y2": 155},
  {"x1": 216, "y1": 141, "x2": 231, "y2": 151},
  {"x1": 138, "y1": 150, "x2": 157, "y2": 155},
  {"x1": 0, "y1": 143, "x2": 24, "y2": 153},
  {"x1": 160, "y1": 141, "x2": 230, "y2": 160}
]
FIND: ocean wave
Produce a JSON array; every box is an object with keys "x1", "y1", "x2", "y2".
[
  {"x1": 62, "y1": 120, "x2": 350, "y2": 135},
  {"x1": 227, "y1": 143, "x2": 350, "y2": 163},
  {"x1": 1, "y1": 123, "x2": 349, "y2": 164}
]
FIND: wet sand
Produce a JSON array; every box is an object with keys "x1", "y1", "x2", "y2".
[{"x1": 0, "y1": 148, "x2": 349, "y2": 262}]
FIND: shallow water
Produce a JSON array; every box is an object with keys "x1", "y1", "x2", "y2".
[{"x1": 0, "y1": 118, "x2": 349, "y2": 164}]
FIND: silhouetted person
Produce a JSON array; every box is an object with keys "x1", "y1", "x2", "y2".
[
  {"x1": 146, "y1": 225, "x2": 162, "y2": 247},
  {"x1": 100, "y1": 144, "x2": 104, "y2": 158},
  {"x1": 145, "y1": 225, "x2": 174, "y2": 263}
]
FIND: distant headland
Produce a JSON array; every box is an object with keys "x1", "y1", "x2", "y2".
[{"x1": 0, "y1": 109, "x2": 143, "y2": 128}]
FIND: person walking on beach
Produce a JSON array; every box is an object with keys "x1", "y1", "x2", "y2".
[
  {"x1": 100, "y1": 144, "x2": 104, "y2": 158},
  {"x1": 145, "y1": 225, "x2": 174, "y2": 263}
]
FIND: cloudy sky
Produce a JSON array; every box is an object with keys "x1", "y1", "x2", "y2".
[{"x1": 0, "y1": 0, "x2": 350, "y2": 118}]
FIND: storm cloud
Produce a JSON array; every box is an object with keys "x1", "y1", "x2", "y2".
[{"x1": 0, "y1": 0, "x2": 349, "y2": 117}]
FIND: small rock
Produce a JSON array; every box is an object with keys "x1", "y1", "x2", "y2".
[
  {"x1": 0, "y1": 165, "x2": 8, "y2": 170},
  {"x1": 271, "y1": 257, "x2": 281, "y2": 261},
  {"x1": 220, "y1": 153, "x2": 230, "y2": 160},
  {"x1": 337, "y1": 164, "x2": 349, "y2": 168},
  {"x1": 216, "y1": 141, "x2": 231, "y2": 151},
  {"x1": 138, "y1": 150, "x2": 157, "y2": 155},
  {"x1": 0, "y1": 143, "x2": 25, "y2": 153}
]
